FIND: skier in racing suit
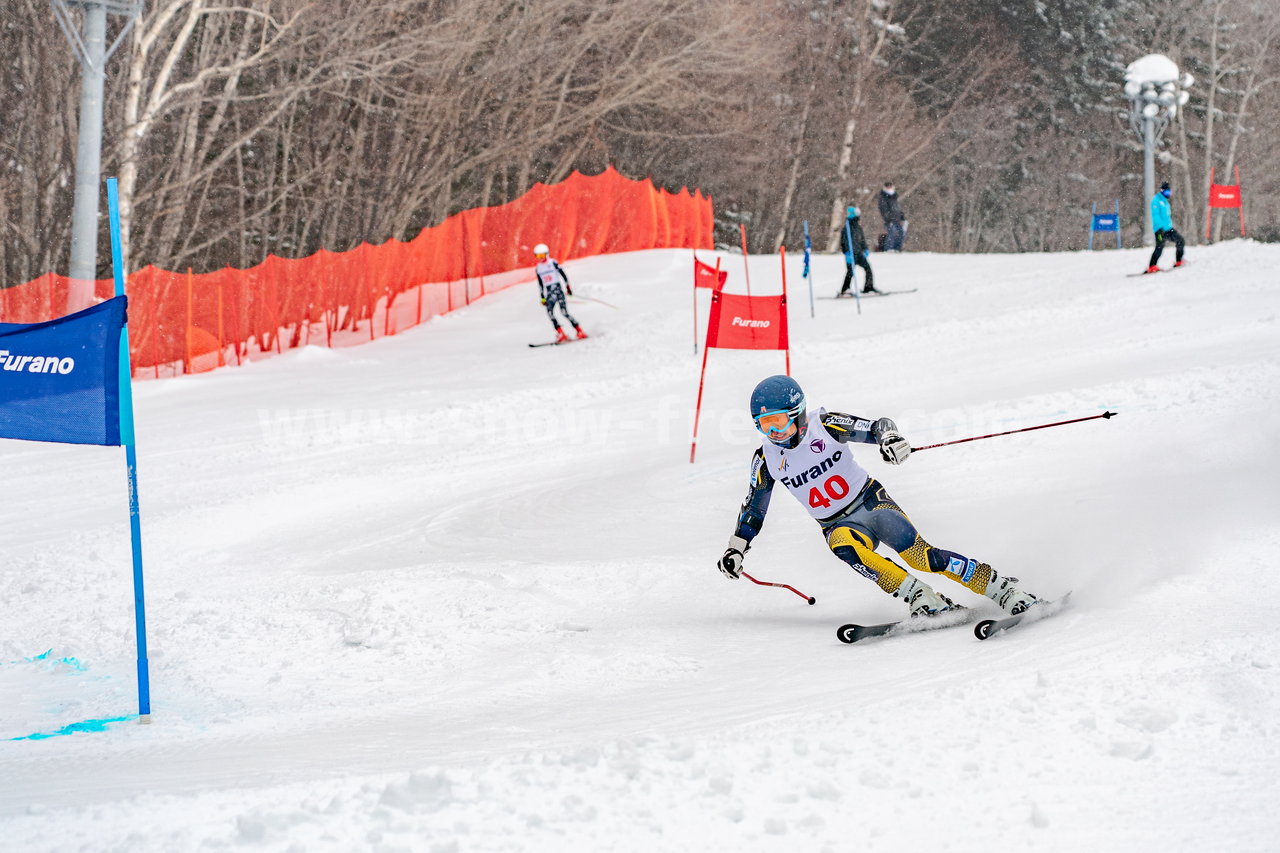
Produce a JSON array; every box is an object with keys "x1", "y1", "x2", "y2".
[
  {"x1": 533, "y1": 243, "x2": 587, "y2": 344},
  {"x1": 716, "y1": 375, "x2": 1042, "y2": 618}
]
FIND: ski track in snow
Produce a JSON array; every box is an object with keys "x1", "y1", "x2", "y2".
[{"x1": 2, "y1": 243, "x2": 1279, "y2": 851}]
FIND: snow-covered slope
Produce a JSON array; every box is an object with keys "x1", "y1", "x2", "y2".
[{"x1": 3, "y1": 242, "x2": 1279, "y2": 852}]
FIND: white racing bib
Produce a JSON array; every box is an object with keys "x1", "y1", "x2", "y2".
[
  {"x1": 761, "y1": 408, "x2": 870, "y2": 520},
  {"x1": 535, "y1": 259, "x2": 564, "y2": 288}
]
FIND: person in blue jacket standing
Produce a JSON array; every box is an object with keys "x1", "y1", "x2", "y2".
[
  {"x1": 1147, "y1": 181, "x2": 1185, "y2": 273},
  {"x1": 838, "y1": 206, "x2": 876, "y2": 296}
]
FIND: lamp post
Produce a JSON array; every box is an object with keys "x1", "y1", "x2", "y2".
[
  {"x1": 1124, "y1": 55, "x2": 1193, "y2": 246},
  {"x1": 50, "y1": 0, "x2": 143, "y2": 312}
]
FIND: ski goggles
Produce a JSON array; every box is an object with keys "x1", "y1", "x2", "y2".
[{"x1": 754, "y1": 408, "x2": 797, "y2": 438}]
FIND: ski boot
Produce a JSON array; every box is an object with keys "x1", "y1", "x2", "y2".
[
  {"x1": 554, "y1": 327, "x2": 569, "y2": 344},
  {"x1": 898, "y1": 576, "x2": 959, "y2": 617},
  {"x1": 574, "y1": 324, "x2": 588, "y2": 340},
  {"x1": 1146, "y1": 265, "x2": 1160, "y2": 274},
  {"x1": 984, "y1": 570, "x2": 1040, "y2": 615},
  {"x1": 1174, "y1": 260, "x2": 1185, "y2": 268}
]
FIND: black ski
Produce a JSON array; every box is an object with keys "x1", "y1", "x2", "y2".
[
  {"x1": 837, "y1": 607, "x2": 974, "y2": 644},
  {"x1": 973, "y1": 592, "x2": 1072, "y2": 640}
]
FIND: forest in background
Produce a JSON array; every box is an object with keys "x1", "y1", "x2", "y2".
[{"x1": 2, "y1": 0, "x2": 1277, "y2": 285}]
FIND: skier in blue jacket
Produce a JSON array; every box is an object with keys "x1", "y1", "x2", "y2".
[
  {"x1": 838, "y1": 206, "x2": 876, "y2": 296},
  {"x1": 716, "y1": 375, "x2": 1043, "y2": 620},
  {"x1": 1147, "y1": 181, "x2": 1185, "y2": 273}
]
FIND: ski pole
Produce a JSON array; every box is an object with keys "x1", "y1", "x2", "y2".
[
  {"x1": 912, "y1": 411, "x2": 1117, "y2": 452},
  {"x1": 741, "y1": 571, "x2": 816, "y2": 605},
  {"x1": 567, "y1": 293, "x2": 619, "y2": 309}
]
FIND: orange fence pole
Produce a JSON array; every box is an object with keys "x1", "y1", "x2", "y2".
[
  {"x1": 184, "y1": 267, "x2": 193, "y2": 374},
  {"x1": 217, "y1": 279, "x2": 226, "y2": 367}
]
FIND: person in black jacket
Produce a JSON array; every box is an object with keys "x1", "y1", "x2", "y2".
[
  {"x1": 878, "y1": 182, "x2": 907, "y2": 251},
  {"x1": 838, "y1": 206, "x2": 876, "y2": 296}
]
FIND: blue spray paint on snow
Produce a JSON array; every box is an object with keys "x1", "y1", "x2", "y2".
[
  {"x1": 1, "y1": 649, "x2": 88, "y2": 672},
  {"x1": 3, "y1": 650, "x2": 123, "y2": 740},
  {"x1": 10, "y1": 716, "x2": 136, "y2": 741}
]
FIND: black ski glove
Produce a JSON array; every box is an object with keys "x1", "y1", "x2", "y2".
[{"x1": 718, "y1": 535, "x2": 750, "y2": 579}]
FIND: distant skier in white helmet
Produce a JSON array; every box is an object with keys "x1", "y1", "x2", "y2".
[
  {"x1": 717, "y1": 375, "x2": 1043, "y2": 619},
  {"x1": 532, "y1": 243, "x2": 587, "y2": 344}
]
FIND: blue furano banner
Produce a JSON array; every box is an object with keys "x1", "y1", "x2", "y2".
[{"x1": 0, "y1": 296, "x2": 127, "y2": 446}]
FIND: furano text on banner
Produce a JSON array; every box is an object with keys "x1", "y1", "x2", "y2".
[{"x1": 0, "y1": 296, "x2": 127, "y2": 446}]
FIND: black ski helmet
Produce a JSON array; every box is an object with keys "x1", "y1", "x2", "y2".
[{"x1": 750, "y1": 375, "x2": 807, "y2": 447}]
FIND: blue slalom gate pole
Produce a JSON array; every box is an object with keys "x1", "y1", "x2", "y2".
[
  {"x1": 106, "y1": 177, "x2": 151, "y2": 721},
  {"x1": 803, "y1": 222, "x2": 814, "y2": 319}
]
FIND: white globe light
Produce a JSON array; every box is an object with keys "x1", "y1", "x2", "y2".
[
  {"x1": 1168, "y1": 104, "x2": 1178, "y2": 119},
  {"x1": 1158, "y1": 92, "x2": 1176, "y2": 106},
  {"x1": 1182, "y1": 72, "x2": 1195, "y2": 88},
  {"x1": 1126, "y1": 54, "x2": 1180, "y2": 85},
  {"x1": 1178, "y1": 90, "x2": 1190, "y2": 105},
  {"x1": 1124, "y1": 80, "x2": 1142, "y2": 97},
  {"x1": 1142, "y1": 103, "x2": 1160, "y2": 118}
]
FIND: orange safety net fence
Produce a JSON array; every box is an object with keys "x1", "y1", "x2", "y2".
[{"x1": 1, "y1": 166, "x2": 712, "y2": 377}]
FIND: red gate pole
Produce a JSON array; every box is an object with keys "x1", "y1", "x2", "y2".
[
  {"x1": 739, "y1": 224, "x2": 752, "y2": 297},
  {"x1": 692, "y1": 251, "x2": 698, "y2": 355},
  {"x1": 1205, "y1": 166, "x2": 1214, "y2": 242},
  {"x1": 689, "y1": 340, "x2": 712, "y2": 464},
  {"x1": 780, "y1": 246, "x2": 791, "y2": 376},
  {"x1": 1237, "y1": 166, "x2": 1246, "y2": 238}
]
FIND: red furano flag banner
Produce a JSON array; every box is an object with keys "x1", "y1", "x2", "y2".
[
  {"x1": 690, "y1": 251, "x2": 792, "y2": 463},
  {"x1": 1205, "y1": 166, "x2": 1246, "y2": 240},
  {"x1": 1209, "y1": 184, "x2": 1241, "y2": 208},
  {"x1": 704, "y1": 290, "x2": 788, "y2": 351}
]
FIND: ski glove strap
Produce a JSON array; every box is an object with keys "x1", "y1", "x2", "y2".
[
  {"x1": 879, "y1": 431, "x2": 912, "y2": 465},
  {"x1": 718, "y1": 535, "x2": 750, "y2": 579}
]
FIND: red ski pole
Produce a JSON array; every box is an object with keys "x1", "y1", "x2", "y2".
[
  {"x1": 741, "y1": 571, "x2": 816, "y2": 605},
  {"x1": 913, "y1": 411, "x2": 1117, "y2": 452}
]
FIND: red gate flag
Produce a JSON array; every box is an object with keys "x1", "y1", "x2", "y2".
[
  {"x1": 690, "y1": 256, "x2": 791, "y2": 463},
  {"x1": 705, "y1": 290, "x2": 789, "y2": 351},
  {"x1": 1205, "y1": 166, "x2": 1246, "y2": 240},
  {"x1": 694, "y1": 257, "x2": 728, "y2": 289},
  {"x1": 1209, "y1": 184, "x2": 1241, "y2": 208}
]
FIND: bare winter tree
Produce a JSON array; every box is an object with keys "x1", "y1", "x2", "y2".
[{"x1": 4, "y1": 0, "x2": 1279, "y2": 290}]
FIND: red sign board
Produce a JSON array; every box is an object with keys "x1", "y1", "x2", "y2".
[
  {"x1": 1209, "y1": 184, "x2": 1241, "y2": 209},
  {"x1": 704, "y1": 290, "x2": 789, "y2": 351}
]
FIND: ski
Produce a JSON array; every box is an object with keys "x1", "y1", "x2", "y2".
[
  {"x1": 837, "y1": 607, "x2": 975, "y2": 644},
  {"x1": 528, "y1": 334, "x2": 596, "y2": 348},
  {"x1": 820, "y1": 288, "x2": 918, "y2": 300},
  {"x1": 1126, "y1": 263, "x2": 1186, "y2": 278},
  {"x1": 973, "y1": 592, "x2": 1072, "y2": 640}
]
